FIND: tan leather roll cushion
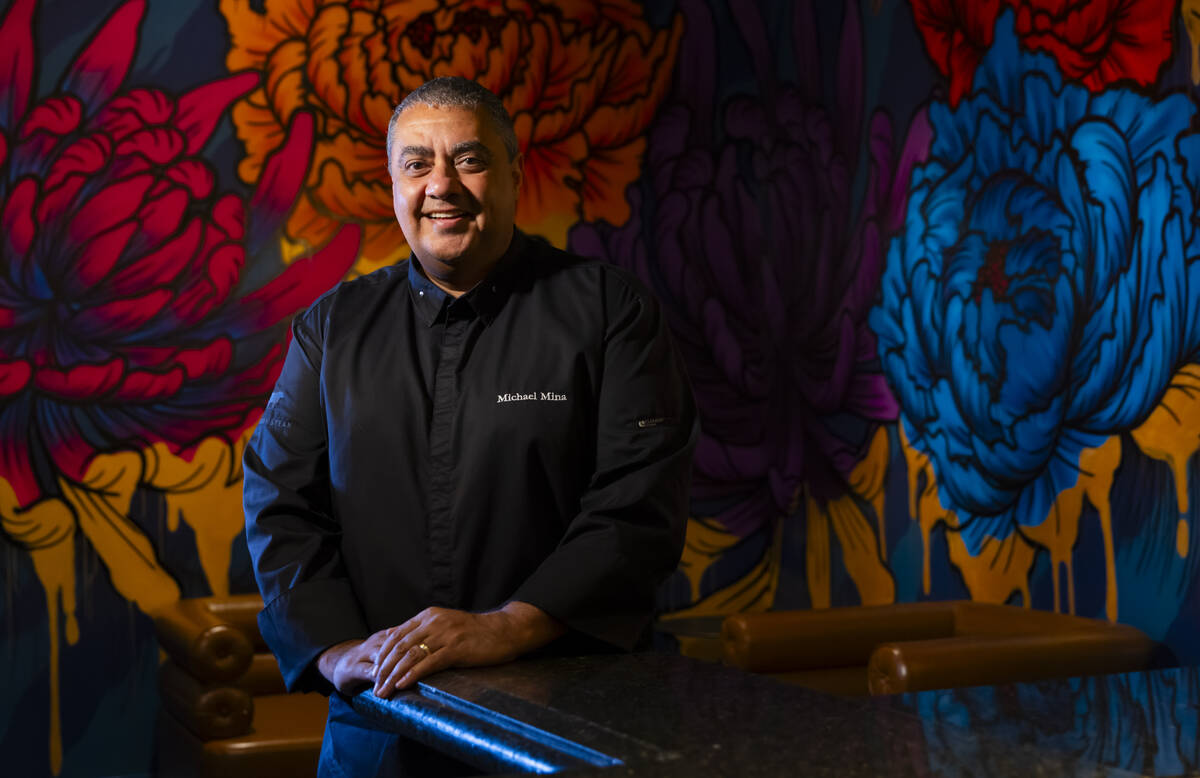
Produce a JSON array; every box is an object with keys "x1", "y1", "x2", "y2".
[
  {"x1": 160, "y1": 661, "x2": 254, "y2": 740},
  {"x1": 722, "y1": 603, "x2": 956, "y2": 672},
  {"x1": 154, "y1": 599, "x2": 253, "y2": 683},
  {"x1": 867, "y1": 629, "x2": 1156, "y2": 694}
]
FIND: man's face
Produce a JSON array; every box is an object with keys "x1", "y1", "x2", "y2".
[{"x1": 388, "y1": 104, "x2": 522, "y2": 278}]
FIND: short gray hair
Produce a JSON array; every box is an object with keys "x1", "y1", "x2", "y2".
[{"x1": 386, "y1": 77, "x2": 519, "y2": 163}]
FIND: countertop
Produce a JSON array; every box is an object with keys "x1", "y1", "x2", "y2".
[{"x1": 351, "y1": 652, "x2": 1199, "y2": 775}]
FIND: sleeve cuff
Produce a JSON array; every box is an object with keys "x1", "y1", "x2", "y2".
[
  {"x1": 258, "y1": 577, "x2": 370, "y2": 692},
  {"x1": 511, "y1": 552, "x2": 658, "y2": 651}
]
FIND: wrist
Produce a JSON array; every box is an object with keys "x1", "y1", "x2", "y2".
[
  {"x1": 496, "y1": 601, "x2": 565, "y2": 650},
  {"x1": 317, "y1": 638, "x2": 363, "y2": 682}
]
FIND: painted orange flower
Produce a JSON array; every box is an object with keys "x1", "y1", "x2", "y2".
[{"x1": 220, "y1": 0, "x2": 682, "y2": 272}]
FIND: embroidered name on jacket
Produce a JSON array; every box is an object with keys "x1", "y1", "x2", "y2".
[{"x1": 497, "y1": 392, "x2": 568, "y2": 403}]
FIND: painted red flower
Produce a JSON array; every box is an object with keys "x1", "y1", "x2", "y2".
[
  {"x1": 911, "y1": 0, "x2": 1175, "y2": 104},
  {"x1": 0, "y1": 0, "x2": 359, "y2": 508}
]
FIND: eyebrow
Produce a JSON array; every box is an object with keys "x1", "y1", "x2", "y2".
[
  {"x1": 398, "y1": 141, "x2": 493, "y2": 162},
  {"x1": 450, "y1": 141, "x2": 492, "y2": 161}
]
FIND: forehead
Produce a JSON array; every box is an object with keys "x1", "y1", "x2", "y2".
[{"x1": 389, "y1": 104, "x2": 503, "y2": 154}]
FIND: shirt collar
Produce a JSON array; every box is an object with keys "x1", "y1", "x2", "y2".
[
  {"x1": 407, "y1": 256, "x2": 448, "y2": 326},
  {"x1": 407, "y1": 229, "x2": 529, "y2": 327}
]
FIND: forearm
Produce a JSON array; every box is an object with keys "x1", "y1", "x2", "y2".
[
  {"x1": 244, "y1": 422, "x2": 369, "y2": 689},
  {"x1": 487, "y1": 600, "x2": 566, "y2": 654},
  {"x1": 510, "y1": 453, "x2": 694, "y2": 650}
]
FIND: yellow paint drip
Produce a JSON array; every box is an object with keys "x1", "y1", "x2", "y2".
[
  {"x1": 824, "y1": 493, "x2": 895, "y2": 606},
  {"x1": 1185, "y1": 0, "x2": 1200, "y2": 85},
  {"x1": 61, "y1": 452, "x2": 180, "y2": 614},
  {"x1": 899, "y1": 425, "x2": 955, "y2": 595},
  {"x1": 0, "y1": 480, "x2": 78, "y2": 775},
  {"x1": 945, "y1": 515, "x2": 1037, "y2": 606},
  {"x1": 1131, "y1": 363, "x2": 1200, "y2": 514},
  {"x1": 899, "y1": 425, "x2": 1037, "y2": 607},
  {"x1": 669, "y1": 519, "x2": 783, "y2": 619},
  {"x1": 900, "y1": 426, "x2": 1122, "y2": 621},
  {"x1": 669, "y1": 519, "x2": 782, "y2": 661},
  {"x1": 1022, "y1": 436, "x2": 1121, "y2": 620},
  {"x1": 805, "y1": 488, "x2": 832, "y2": 609},
  {"x1": 848, "y1": 427, "x2": 890, "y2": 560},
  {"x1": 1022, "y1": 489, "x2": 1082, "y2": 615},
  {"x1": 143, "y1": 431, "x2": 255, "y2": 597},
  {"x1": 677, "y1": 517, "x2": 746, "y2": 602},
  {"x1": 1179, "y1": 518, "x2": 1190, "y2": 559}
]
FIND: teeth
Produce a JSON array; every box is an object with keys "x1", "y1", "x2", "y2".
[{"x1": 427, "y1": 213, "x2": 463, "y2": 219}]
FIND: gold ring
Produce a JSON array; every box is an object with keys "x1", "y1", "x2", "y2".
[{"x1": 417, "y1": 642, "x2": 431, "y2": 656}]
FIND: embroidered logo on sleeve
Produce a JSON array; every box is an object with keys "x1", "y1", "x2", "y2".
[{"x1": 263, "y1": 391, "x2": 294, "y2": 430}]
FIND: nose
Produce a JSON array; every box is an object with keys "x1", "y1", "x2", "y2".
[{"x1": 425, "y1": 162, "x2": 461, "y2": 198}]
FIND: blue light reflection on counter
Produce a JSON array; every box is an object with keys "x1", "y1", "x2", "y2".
[
  {"x1": 352, "y1": 682, "x2": 624, "y2": 774},
  {"x1": 903, "y1": 667, "x2": 1200, "y2": 776}
]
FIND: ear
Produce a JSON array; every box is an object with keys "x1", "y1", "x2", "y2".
[{"x1": 510, "y1": 152, "x2": 524, "y2": 194}]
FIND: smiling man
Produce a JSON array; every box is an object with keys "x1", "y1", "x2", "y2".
[
  {"x1": 387, "y1": 94, "x2": 521, "y2": 292},
  {"x1": 242, "y1": 77, "x2": 698, "y2": 776}
]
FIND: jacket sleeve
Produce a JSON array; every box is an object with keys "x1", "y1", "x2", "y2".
[
  {"x1": 243, "y1": 309, "x2": 369, "y2": 692},
  {"x1": 511, "y1": 271, "x2": 698, "y2": 649}
]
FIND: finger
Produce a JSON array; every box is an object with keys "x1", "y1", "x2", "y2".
[
  {"x1": 371, "y1": 627, "x2": 402, "y2": 666},
  {"x1": 373, "y1": 630, "x2": 428, "y2": 692},
  {"x1": 373, "y1": 623, "x2": 422, "y2": 674},
  {"x1": 376, "y1": 643, "x2": 439, "y2": 701},
  {"x1": 374, "y1": 642, "x2": 412, "y2": 695},
  {"x1": 375, "y1": 627, "x2": 437, "y2": 695},
  {"x1": 346, "y1": 658, "x2": 376, "y2": 684},
  {"x1": 372, "y1": 610, "x2": 432, "y2": 667},
  {"x1": 333, "y1": 650, "x2": 378, "y2": 695},
  {"x1": 393, "y1": 644, "x2": 451, "y2": 691}
]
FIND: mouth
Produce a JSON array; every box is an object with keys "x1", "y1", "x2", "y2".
[{"x1": 423, "y1": 210, "x2": 472, "y2": 224}]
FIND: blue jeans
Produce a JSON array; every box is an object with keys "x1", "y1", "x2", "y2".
[{"x1": 318, "y1": 693, "x2": 477, "y2": 777}]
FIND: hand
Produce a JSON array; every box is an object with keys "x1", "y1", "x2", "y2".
[
  {"x1": 316, "y1": 634, "x2": 386, "y2": 695},
  {"x1": 370, "y1": 601, "x2": 564, "y2": 698}
]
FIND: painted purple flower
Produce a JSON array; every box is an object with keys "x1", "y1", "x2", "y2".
[{"x1": 570, "y1": 0, "x2": 929, "y2": 536}]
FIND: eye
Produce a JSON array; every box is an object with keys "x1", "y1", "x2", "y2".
[
  {"x1": 403, "y1": 159, "x2": 430, "y2": 175},
  {"x1": 457, "y1": 156, "x2": 486, "y2": 171}
]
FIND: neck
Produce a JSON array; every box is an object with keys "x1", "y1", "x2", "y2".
[
  {"x1": 415, "y1": 231, "x2": 515, "y2": 298},
  {"x1": 420, "y1": 265, "x2": 483, "y2": 298}
]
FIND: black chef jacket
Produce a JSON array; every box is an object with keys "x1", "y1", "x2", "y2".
[{"x1": 243, "y1": 229, "x2": 698, "y2": 692}]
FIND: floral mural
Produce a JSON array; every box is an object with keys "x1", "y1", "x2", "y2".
[
  {"x1": 872, "y1": 9, "x2": 1200, "y2": 557},
  {"x1": 219, "y1": 0, "x2": 682, "y2": 274},
  {"x1": 0, "y1": 0, "x2": 358, "y2": 774},
  {"x1": 571, "y1": 0, "x2": 928, "y2": 613},
  {"x1": 872, "y1": 3, "x2": 1200, "y2": 626},
  {"x1": 3, "y1": 1, "x2": 1200, "y2": 776},
  {"x1": 910, "y1": 0, "x2": 1176, "y2": 104}
]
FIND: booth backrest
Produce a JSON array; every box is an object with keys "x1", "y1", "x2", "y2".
[
  {"x1": 721, "y1": 601, "x2": 1160, "y2": 695},
  {"x1": 151, "y1": 594, "x2": 325, "y2": 778}
]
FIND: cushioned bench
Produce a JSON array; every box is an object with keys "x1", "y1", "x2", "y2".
[
  {"x1": 720, "y1": 601, "x2": 1160, "y2": 695},
  {"x1": 152, "y1": 594, "x2": 326, "y2": 778}
]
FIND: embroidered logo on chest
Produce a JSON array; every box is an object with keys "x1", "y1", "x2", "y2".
[{"x1": 496, "y1": 392, "x2": 568, "y2": 403}]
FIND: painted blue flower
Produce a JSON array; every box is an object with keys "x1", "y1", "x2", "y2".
[{"x1": 871, "y1": 10, "x2": 1200, "y2": 552}]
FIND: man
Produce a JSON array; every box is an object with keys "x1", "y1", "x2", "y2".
[{"x1": 243, "y1": 77, "x2": 697, "y2": 775}]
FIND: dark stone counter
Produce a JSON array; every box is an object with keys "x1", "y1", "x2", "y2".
[{"x1": 351, "y1": 653, "x2": 1197, "y2": 776}]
